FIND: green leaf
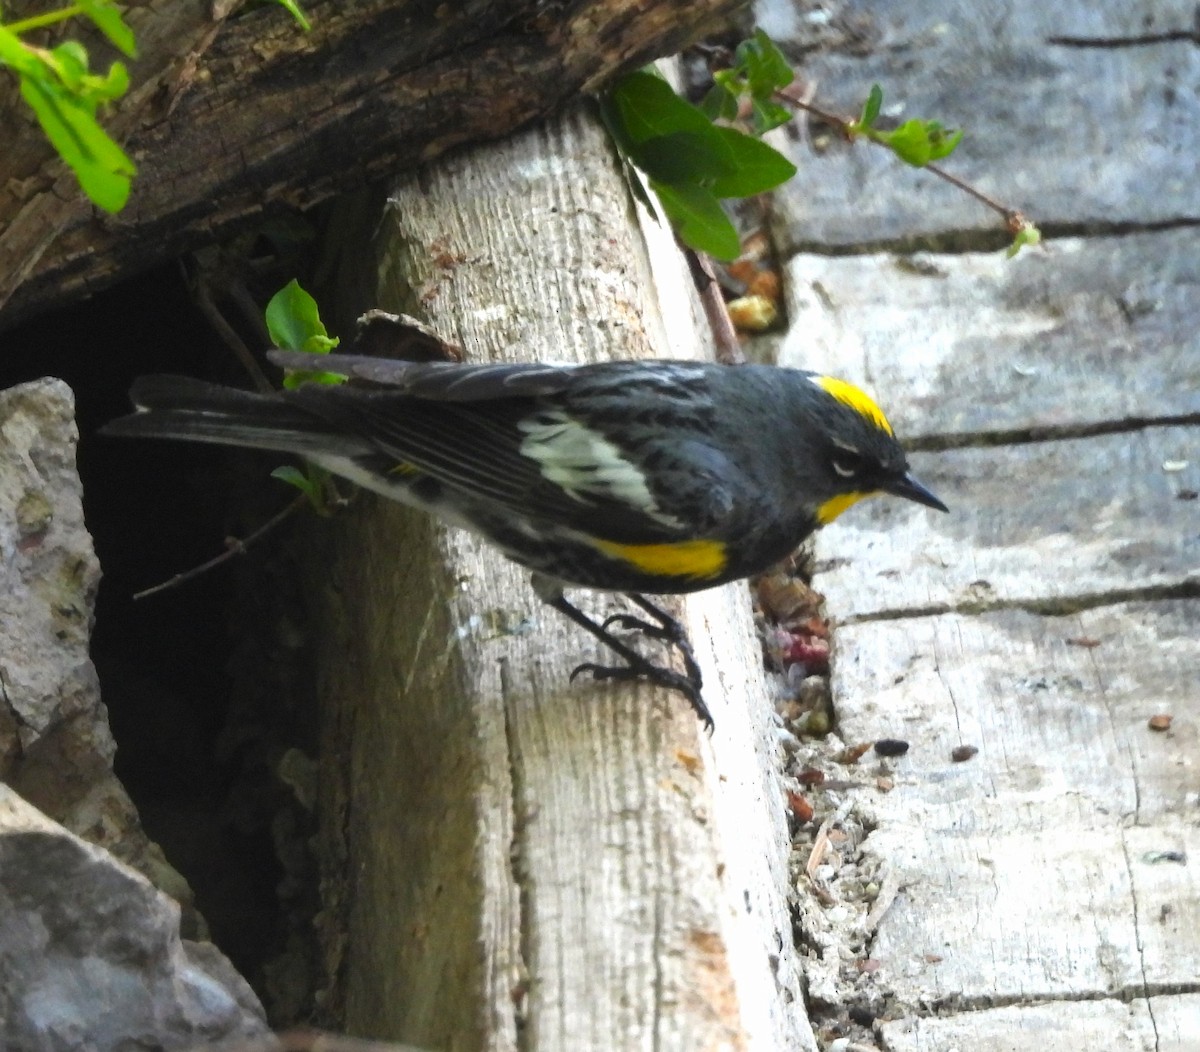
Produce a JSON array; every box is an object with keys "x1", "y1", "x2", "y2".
[
  {"x1": 281, "y1": 366, "x2": 346, "y2": 390},
  {"x1": 272, "y1": 0, "x2": 312, "y2": 31},
  {"x1": 78, "y1": 0, "x2": 137, "y2": 57},
  {"x1": 880, "y1": 120, "x2": 933, "y2": 166},
  {"x1": 604, "y1": 70, "x2": 745, "y2": 193},
  {"x1": 701, "y1": 82, "x2": 739, "y2": 122},
  {"x1": 0, "y1": 26, "x2": 41, "y2": 76},
  {"x1": 749, "y1": 97, "x2": 793, "y2": 135},
  {"x1": 265, "y1": 278, "x2": 340, "y2": 354},
  {"x1": 20, "y1": 74, "x2": 134, "y2": 212},
  {"x1": 881, "y1": 119, "x2": 963, "y2": 167},
  {"x1": 270, "y1": 464, "x2": 329, "y2": 514},
  {"x1": 1006, "y1": 222, "x2": 1042, "y2": 258},
  {"x1": 607, "y1": 69, "x2": 719, "y2": 145},
  {"x1": 49, "y1": 41, "x2": 90, "y2": 89},
  {"x1": 90, "y1": 57, "x2": 130, "y2": 102},
  {"x1": 705, "y1": 126, "x2": 796, "y2": 197},
  {"x1": 860, "y1": 84, "x2": 883, "y2": 129},
  {"x1": 634, "y1": 130, "x2": 736, "y2": 185},
  {"x1": 272, "y1": 464, "x2": 335, "y2": 513},
  {"x1": 650, "y1": 180, "x2": 741, "y2": 260},
  {"x1": 271, "y1": 465, "x2": 317, "y2": 496},
  {"x1": 735, "y1": 29, "x2": 794, "y2": 96},
  {"x1": 926, "y1": 124, "x2": 963, "y2": 162},
  {"x1": 266, "y1": 279, "x2": 343, "y2": 388}
]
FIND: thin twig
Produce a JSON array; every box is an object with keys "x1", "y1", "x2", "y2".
[
  {"x1": 774, "y1": 90, "x2": 1025, "y2": 227},
  {"x1": 684, "y1": 247, "x2": 745, "y2": 365},
  {"x1": 226, "y1": 276, "x2": 275, "y2": 350},
  {"x1": 805, "y1": 795, "x2": 855, "y2": 901},
  {"x1": 190, "y1": 274, "x2": 275, "y2": 393},
  {"x1": 921, "y1": 160, "x2": 1016, "y2": 221},
  {"x1": 133, "y1": 493, "x2": 308, "y2": 600},
  {"x1": 861, "y1": 860, "x2": 902, "y2": 935}
]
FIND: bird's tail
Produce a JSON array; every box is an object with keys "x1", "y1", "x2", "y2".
[{"x1": 101, "y1": 375, "x2": 367, "y2": 458}]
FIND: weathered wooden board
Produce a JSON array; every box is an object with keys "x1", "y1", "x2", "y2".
[
  {"x1": 832, "y1": 601, "x2": 1199, "y2": 1004},
  {"x1": 769, "y1": 0, "x2": 1200, "y2": 247},
  {"x1": 757, "y1": 0, "x2": 1200, "y2": 1043},
  {"x1": 814, "y1": 426, "x2": 1199, "y2": 620},
  {"x1": 779, "y1": 232, "x2": 1200, "y2": 440},
  {"x1": 880, "y1": 994, "x2": 1200, "y2": 1052},
  {"x1": 307, "y1": 106, "x2": 814, "y2": 1052}
]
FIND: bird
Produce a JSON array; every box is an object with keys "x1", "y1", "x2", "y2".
[{"x1": 103, "y1": 350, "x2": 947, "y2": 729}]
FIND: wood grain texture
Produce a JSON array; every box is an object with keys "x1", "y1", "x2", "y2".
[
  {"x1": 758, "y1": 0, "x2": 1200, "y2": 1041},
  {"x1": 780, "y1": 233, "x2": 1200, "y2": 441},
  {"x1": 813, "y1": 427, "x2": 1199, "y2": 621},
  {"x1": 304, "y1": 104, "x2": 813, "y2": 1051},
  {"x1": 769, "y1": 0, "x2": 1200, "y2": 249},
  {"x1": 831, "y1": 601, "x2": 1199, "y2": 1009},
  {"x1": 880, "y1": 995, "x2": 1200, "y2": 1052},
  {"x1": 0, "y1": 0, "x2": 747, "y2": 329}
]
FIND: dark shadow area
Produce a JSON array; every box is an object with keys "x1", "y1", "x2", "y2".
[{"x1": 0, "y1": 262, "x2": 320, "y2": 1022}]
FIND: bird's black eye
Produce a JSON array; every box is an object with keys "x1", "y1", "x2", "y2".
[{"x1": 831, "y1": 452, "x2": 865, "y2": 479}]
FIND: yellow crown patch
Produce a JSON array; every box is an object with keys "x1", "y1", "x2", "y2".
[{"x1": 813, "y1": 376, "x2": 894, "y2": 436}]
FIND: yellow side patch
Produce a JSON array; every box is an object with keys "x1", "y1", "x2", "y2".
[
  {"x1": 592, "y1": 538, "x2": 727, "y2": 580},
  {"x1": 817, "y1": 491, "x2": 874, "y2": 524},
  {"x1": 388, "y1": 461, "x2": 420, "y2": 476},
  {"x1": 814, "y1": 376, "x2": 894, "y2": 436}
]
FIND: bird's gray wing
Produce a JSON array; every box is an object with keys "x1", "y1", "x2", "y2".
[
  {"x1": 267, "y1": 350, "x2": 579, "y2": 400},
  {"x1": 286, "y1": 377, "x2": 741, "y2": 542}
]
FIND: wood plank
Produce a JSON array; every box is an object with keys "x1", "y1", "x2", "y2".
[
  {"x1": 835, "y1": 601, "x2": 1199, "y2": 826},
  {"x1": 768, "y1": 0, "x2": 1200, "y2": 247},
  {"x1": 754, "y1": 0, "x2": 1200, "y2": 1044},
  {"x1": 814, "y1": 426, "x2": 1199, "y2": 620},
  {"x1": 878, "y1": 997, "x2": 1166, "y2": 1052},
  {"x1": 828, "y1": 601, "x2": 1200, "y2": 1005},
  {"x1": 880, "y1": 994, "x2": 1200, "y2": 1052},
  {"x1": 779, "y1": 232, "x2": 1200, "y2": 440},
  {"x1": 1150, "y1": 994, "x2": 1200, "y2": 1051},
  {"x1": 306, "y1": 105, "x2": 814, "y2": 1051}
]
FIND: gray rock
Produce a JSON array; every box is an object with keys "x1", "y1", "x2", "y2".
[
  {"x1": 0, "y1": 379, "x2": 196, "y2": 912},
  {"x1": 1, "y1": 380, "x2": 267, "y2": 1050},
  {"x1": 0, "y1": 785, "x2": 268, "y2": 1052}
]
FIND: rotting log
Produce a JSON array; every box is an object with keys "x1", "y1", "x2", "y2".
[{"x1": 0, "y1": 0, "x2": 747, "y2": 330}]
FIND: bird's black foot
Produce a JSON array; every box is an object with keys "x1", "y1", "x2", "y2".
[
  {"x1": 621, "y1": 593, "x2": 705, "y2": 693},
  {"x1": 569, "y1": 658, "x2": 712, "y2": 732},
  {"x1": 545, "y1": 592, "x2": 712, "y2": 731}
]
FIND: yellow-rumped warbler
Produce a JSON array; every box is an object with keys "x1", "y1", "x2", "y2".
[{"x1": 103, "y1": 351, "x2": 947, "y2": 728}]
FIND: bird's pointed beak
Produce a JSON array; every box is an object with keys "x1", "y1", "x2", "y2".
[{"x1": 885, "y1": 471, "x2": 949, "y2": 513}]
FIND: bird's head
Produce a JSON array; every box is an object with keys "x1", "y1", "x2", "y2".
[{"x1": 803, "y1": 374, "x2": 948, "y2": 524}]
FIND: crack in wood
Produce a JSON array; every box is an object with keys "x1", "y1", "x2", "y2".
[
  {"x1": 1118, "y1": 826, "x2": 1163, "y2": 1050},
  {"x1": 1046, "y1": 27, "x2": 1200, "y2": 48},
  {"x1": 906, "y1": 980, "x2": 1200, "y2": 1018},
  {"x1": 834, "y1": 578, "x2": 1200, "y2": 625},
  {"x1": 784, "y1": 217, "x2": 1200, "y2": 260},
  {"x1": 498, "y1": 656, "x2": 533, "y2": 1049},
  {"x1": 906, "y1": 415, "x2": 1200, "y2": 453}
]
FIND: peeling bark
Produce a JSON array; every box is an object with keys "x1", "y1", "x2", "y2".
[{"x1": 0, "y1": 0, "x2": 747, "y2": 329}]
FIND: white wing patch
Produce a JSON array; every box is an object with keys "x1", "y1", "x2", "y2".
[{"x1": 518, "y1": 411, "x2": 680, "y2": 527}]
